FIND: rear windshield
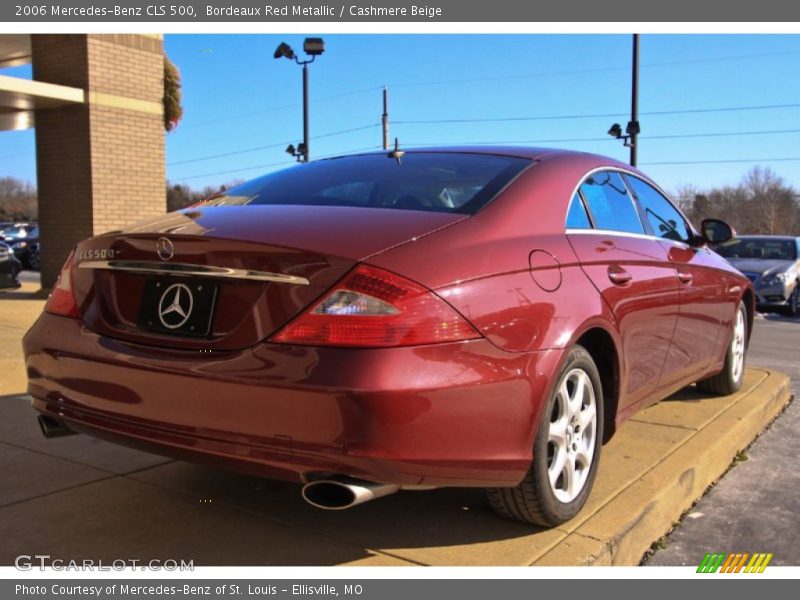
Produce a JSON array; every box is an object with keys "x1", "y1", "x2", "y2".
[
  {"x1": 716, "y1": 238, "x2": 798, "y2": 260},
  {"x1": 198, "y1": 152, "x2": 531, "y2": 214}
]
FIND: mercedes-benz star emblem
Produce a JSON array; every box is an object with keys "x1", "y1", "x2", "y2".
[
  {"x1": 156, "y1": 237, "x2": 174, "y2": 261},
  {"x1": 158, "y1": 283, "x2": 193, "y2": 329}
]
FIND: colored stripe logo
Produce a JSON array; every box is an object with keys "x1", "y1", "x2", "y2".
[{"x1": 697, "y1": 552, "x2": 773, "y2": 573}]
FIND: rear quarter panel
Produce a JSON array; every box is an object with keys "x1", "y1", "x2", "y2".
[{"x1": 369, "y1": 152, "x2": 629, "y2": 354}]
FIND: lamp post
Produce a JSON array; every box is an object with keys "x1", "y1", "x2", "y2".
[
  {"x1": 274, "y1": 37, "x2": 325, "y2": 163},
  {"x1": 607, "y1": 34, "x2": 640, "y2": 167},
  {"x1": 630, "y1": 33, "x2": 639, "y2": 167}
]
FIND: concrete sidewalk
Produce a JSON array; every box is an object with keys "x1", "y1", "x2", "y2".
[
  {"x1": 0, "y1": 281, "x2": 44, "y2": 396},
  {"x1": 0, "y1": 284, "x2": 792, "y2": 566}
]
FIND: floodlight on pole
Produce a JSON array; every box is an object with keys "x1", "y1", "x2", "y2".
[{"x1": 274, "y1": 37, "x2": 326, "y2": 163}]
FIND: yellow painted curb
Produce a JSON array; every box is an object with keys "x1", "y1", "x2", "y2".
[{"x1": 533, "y1": 368, "x2": 791, "y2": 566}]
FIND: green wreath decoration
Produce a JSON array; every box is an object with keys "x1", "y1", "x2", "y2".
[{"x1": 163, "y1": 56, "x2": 183, "y2": 132}]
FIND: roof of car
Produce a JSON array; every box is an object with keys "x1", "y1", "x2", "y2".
[{"x1": 333, "y1": 145, "x2": 616, "y2": 162}]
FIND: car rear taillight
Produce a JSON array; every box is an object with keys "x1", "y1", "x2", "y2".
[
  {"x1": 44, "y1": 250, "x2": 79, "y2": 319},
  {"x1": 271, "y1": 264, "x2": 480, "y2": 347}
]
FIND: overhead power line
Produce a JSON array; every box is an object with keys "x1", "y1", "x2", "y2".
[
  {"x1": 172, "y1": 160, "x2": 295, "y2": 182},
  {"x1": 393, "y1": 102, "x2": 800, "y2": 126},
  {"x1": 401, "y1": 127, "x2": 800, "y2": 147},
  {"x1": 385, "y1": 49, "x2": 800, "y2": 89},
  {"x1": 179, "y1": 86, "x2": 382, "y2": 130},
  {"x1": 168, "y1": 123, "x2": 379, "y2": 167},
  {"x1": 168, "y1": 141, "x2": 293, "y2": 167},
  {"x1": 642, "y1": 157, "x2": 800, "y2": 166},
  {"x1": 172, "y1": 145, "x2": 383, "y2": 183},
  {"x1": 644, "y1": 128, "x2": 800, "y2": 140}
]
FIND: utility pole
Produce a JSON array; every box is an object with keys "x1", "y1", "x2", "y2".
[
  {"x1": 302, "y1": 62, "x2": 309, "y2": 162},
  {"x1": 630, "y1": 33, "x2": 640, "y2": 167},
  {"x1": 606, "y1": 34, "x2": 641, "y2": 162},
  {"x1": 382, "y1": 86, "x2": 390, "y2": 151}
]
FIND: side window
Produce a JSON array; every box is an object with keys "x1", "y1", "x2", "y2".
[
  {"x1": 626, "y1": 177, "x2": 691, "y2": 243},
  {"x1": 566, "y1": 192, "x2": 592, "y2": 229},
  {"x1": 579, "y1": 171, "x2": 644, "y2": 234}
]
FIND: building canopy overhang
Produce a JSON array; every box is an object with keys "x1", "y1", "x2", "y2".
[{"x1": 0, "y1": 35, "x2": 83, "y2": 131}]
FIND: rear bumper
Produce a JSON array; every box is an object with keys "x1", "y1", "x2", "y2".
[{"x1": 23, "y1": 312, "x2": 561, "y2": 487}]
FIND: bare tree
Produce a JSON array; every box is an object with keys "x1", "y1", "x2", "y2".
[
  {"x1": 672, "y1": 183, "x2": 700, "y2": 214},
  {"x1": 166, "y1": 180, "x2": 245, "y2": 211},
  {"x1": 740, "y1": 166, "x2": 796, "y2": 235},
  {"x1": 0, "y1": 177, "x2": 37, "y2": 221},
  {"x1": 676, "y1": 166, "x2": 799, "y2": 236}
]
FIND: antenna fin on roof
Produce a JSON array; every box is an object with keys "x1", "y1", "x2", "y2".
[{"x1": 387, "y1": 138, "x2": 405, "y2": 164}]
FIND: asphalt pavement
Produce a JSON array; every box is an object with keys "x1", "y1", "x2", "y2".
[{"x1": 647, "y1": 312, "x2": 800, "y2": 566}]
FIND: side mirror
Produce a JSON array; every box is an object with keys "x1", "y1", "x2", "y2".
[{"x1": 700, "y1": 218, "x2": 735, "y2": 245}]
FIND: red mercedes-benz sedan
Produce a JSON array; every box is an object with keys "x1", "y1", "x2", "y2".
[{"x1": 22, "y1": 147, "x2": 752, "y2": 526}]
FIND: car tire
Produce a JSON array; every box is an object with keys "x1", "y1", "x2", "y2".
[
  {"x1": 696, "y1": 300, "x2": 747, "y2": 396},
  {"x1": 486, "y1": 344, "x2": 604, "y2": 526},
  {"x1": 27, "y1": 249, "x2": 40, "y2": 271},
  {"x1": 783, "y1": 284, "x2": 799, "y2": 318}
]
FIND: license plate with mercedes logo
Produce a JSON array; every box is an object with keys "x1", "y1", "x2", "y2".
[{"x1": 137, "y1": 277, "x2": 218, "y2": 337}]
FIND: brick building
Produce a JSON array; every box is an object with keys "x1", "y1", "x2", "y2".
[{"x1": 0, "y1": 34, "x2": 166, "y2": 288}]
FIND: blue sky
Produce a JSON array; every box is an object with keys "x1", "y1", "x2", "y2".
[{"x1": 2, "y1": 34, "x2": 800, "y2": 194}]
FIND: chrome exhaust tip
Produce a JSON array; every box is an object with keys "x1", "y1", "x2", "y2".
[
  {"x1": 37, "y1": 415, "x2": 77, "y2": 439},
  {"x1": 301, "y1": 476, "x2": 400, "y2": 510}
]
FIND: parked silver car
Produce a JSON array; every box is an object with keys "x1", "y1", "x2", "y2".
[
  {"x1": 0, "y1": 241, "x2": 22, "y2": 289},
  {"x1": 715, "y1": 235, "x2": 800, "y2": 316}
]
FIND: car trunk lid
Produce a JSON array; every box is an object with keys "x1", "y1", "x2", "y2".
[{"x1": 71, "y1": 205, "x2": 466, "y2": 350}]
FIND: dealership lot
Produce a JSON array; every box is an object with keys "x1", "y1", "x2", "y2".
[{"x1": 0, "y1": 278, "x2": 793, "y2": 566}]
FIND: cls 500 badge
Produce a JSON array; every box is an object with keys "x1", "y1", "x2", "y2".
[{"x1": 77, "y1": 249, "x2": 116, "y2": 261}]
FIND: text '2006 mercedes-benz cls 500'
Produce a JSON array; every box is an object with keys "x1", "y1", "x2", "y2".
[{"x1": 23, "y1": 147, "x2": 753, "y2": 526}]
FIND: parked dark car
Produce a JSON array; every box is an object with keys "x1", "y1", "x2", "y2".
[
  {"x1": 0, "y1": 240, "x2": 22, "y2": 289},
  {"x1": 23, "y1": 147, "x2": 753, "y2": 526},
  {"x1": 0, "y1": 222, "x2": 36, "y2": 242},
  {"x1": 715, "y1": 236, "x2": 800, "y2": 316},
  {"x1": 7, "y1": 226, "x2": 40, "y2": 270}
]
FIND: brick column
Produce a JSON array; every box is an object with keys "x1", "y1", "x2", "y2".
[{"x1": 32, "y1": 34, "x2": 165, "y2": 289}]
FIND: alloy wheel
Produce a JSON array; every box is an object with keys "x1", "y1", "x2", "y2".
[
  {"x1": 547, "y1": 368, "x2": 597, "y2": 504},
  {"x1": 731, "y1": 307, "x2": 746, "y2": 383}
]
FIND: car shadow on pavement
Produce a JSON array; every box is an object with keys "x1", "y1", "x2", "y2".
[
  {"x1": 661, "y1": 385, "x2": 710, "y2": 403},
  {"x1": 0, "y1": 393, "x2": 549, "y2": 567},
  {"x1": 0, "y1": 286, "x2": 46, "y2": 301}
]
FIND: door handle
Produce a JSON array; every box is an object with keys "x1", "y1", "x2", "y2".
[
  {"x1": 677, "y1": 270, "x2": 693, "y2": 284},
  {"x1": 607, "y1": 266, "x2": 632, "y2": 285}
]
